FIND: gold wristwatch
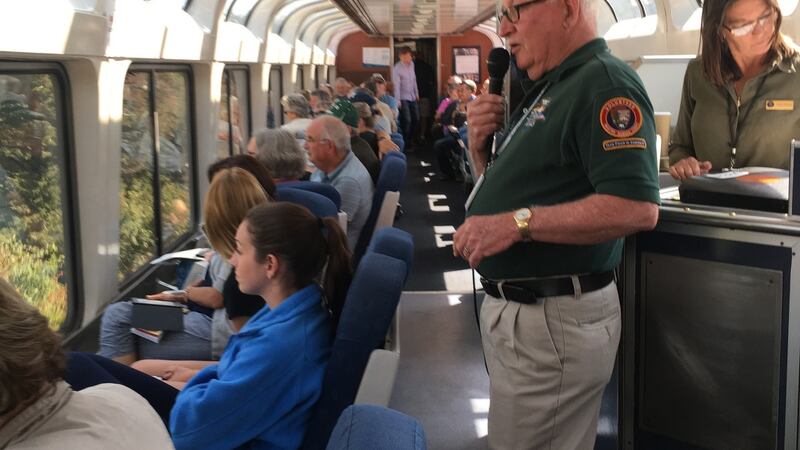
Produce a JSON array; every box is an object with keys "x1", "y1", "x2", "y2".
[{"x1": 513, "y1": 207, "x2": 532, "y2": 241}]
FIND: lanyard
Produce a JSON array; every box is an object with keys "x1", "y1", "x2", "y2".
[
  {"x1": 466, "y1": 82, "x2": 551, "y2": 210},
  {"x1": 726, "y1": 75, "x2": 766, "y2": 169},
  {"x1": 491, "y1": 82, "x2": 551, "y2": 162}
]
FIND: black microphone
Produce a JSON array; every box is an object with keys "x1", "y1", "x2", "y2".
[
  {"x1": 487, "y1": 47, "x2": 510, "y2": 96},
  {"x1": 484, "y1": 47, "x2": 510, "y2": 161}
]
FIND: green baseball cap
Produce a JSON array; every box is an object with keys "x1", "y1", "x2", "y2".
[{"x1": 326, "y1": 98, "x2": 358, "y2": 128}]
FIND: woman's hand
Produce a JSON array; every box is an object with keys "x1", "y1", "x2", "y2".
[
  {"x1": 162, "y1": 366, "x2": 200, "y2": 382},
  {"x1": 668, "y1": 157, "x2": 712, "y2": 180},
  {"x1": 146, "y1": 291, "x2": 187, "y2": 303}
]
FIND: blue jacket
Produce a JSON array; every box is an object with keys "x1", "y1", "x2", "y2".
[{"x1": 170, "y1": 285, "x2": 332, "y2": 450}]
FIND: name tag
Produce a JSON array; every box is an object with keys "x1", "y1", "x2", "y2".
[{"x1": 766, "y1": 100, "x2": 794, "y2": 111}]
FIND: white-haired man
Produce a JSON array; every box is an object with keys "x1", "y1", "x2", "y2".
[
  {"x1": 305, "y1": 115, "x2": 373, "y2": 250},
  {"x1": 453, "y1": 0, "x2": 660, "y2": 448}
]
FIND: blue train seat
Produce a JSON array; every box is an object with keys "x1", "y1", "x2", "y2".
[
  {"x1": 302, "y1": 252, "x2": 409, "y2": 450},
  {"x1": 326, "y1": 404, "x2": 426, "y2": 450},
  {"x1": 281, "y1": 180, "x2": 342, "y2": 210},
  {"x1": 352, "y1": 154, "x2": 407, "y2": 264},
  {"x1": 275, "y1": 185, "x2": 338, "y2": 219}
]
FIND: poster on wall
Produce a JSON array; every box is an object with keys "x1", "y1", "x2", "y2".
[
  {"x1": 453, "y1": 47, "x2": 481, "y2": 83},
  {"x1": 363, "y1": 47, "x2": 391, "y2": 67}
]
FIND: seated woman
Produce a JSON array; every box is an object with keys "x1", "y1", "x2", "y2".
[
  {"x1": 99, "y1": 164, "x2": 270, "y2": 364},
  {"x1": 247, "y1": 128, "x2": 310, "y2": 182},
  {"x1": 353, "y1": 101, "x2": 381, "y2": 157},
  {"x1": 435, "y1": 80, "x2": 475, "y2": 181},
  {"x1": 668, "y1": 0, "x2": 799, "y2": 179},
  {"x1": 67, "y1": 202, "x2": 351, "y2": 449},
  {"x1": 0, "y1": 278, "x2": 173, "y2": 449}
]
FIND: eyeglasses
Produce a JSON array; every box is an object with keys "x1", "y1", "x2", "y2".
[
  {"x1": 723, "y1": 9, "x2": 775, "y2": 37},
  {"x1": 497, "y1": 0, "x2": 548, "y2": 24}
]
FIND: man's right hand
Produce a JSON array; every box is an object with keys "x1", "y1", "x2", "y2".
[
  {"x1": 466, "y1": 94, "x2": 505, "y2": 173},
  {"x1": 668, "y1": 157, "x2": 712, "y2": 180}
]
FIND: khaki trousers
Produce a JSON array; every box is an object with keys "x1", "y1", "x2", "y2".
[{"x1": 480, "y1": 281, "x2": 621, "y2": 450}]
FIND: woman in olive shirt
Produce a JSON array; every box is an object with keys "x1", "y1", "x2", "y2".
[{"x1": 668, "y1": 0, "x2": 800, "y2": 180}]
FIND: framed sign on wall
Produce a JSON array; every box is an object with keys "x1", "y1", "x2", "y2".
[{"x1": 452, "y1": 46, "x2": 481, "y2": 83}]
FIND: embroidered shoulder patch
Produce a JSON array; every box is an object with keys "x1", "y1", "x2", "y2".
[
  {"x1": 602, "y1": 137, "x2": 647, "y2": 151},
  {"x1": 599, "y1": 97, "x2": 643, "y2": 138}
]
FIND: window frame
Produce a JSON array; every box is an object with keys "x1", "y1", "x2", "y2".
[
  {"x1": 268, "y1": 65, "x2": 284, "y2": 127},
  {"x1": 297, "y1": 65, "x2": 305, "y2": 91},
  {"x1": 222, "y1": 65, "x2": 253, "y2": 156},
  {"x1": 0, "y1": 61, "x2": 82, "y2": 333},
  {"x1": 119, "y1": 63, "x2": 199, "y2": 289}
]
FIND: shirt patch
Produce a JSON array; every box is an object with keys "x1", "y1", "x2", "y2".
[
  {"x1": 599, "y1": 97, "x2": 643, "y2": 138},
  {"x1": 525, "y1": 98, "x2": 550, "y2": 127},
  {"x1": 766, "y1": 99, "x2": 794, "y2": 111},
  {"x1": 602, "y1": 137, "x2": 647, "y2": 151}
]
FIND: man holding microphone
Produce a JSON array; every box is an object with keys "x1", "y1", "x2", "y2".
[{"x1": 453, "y1": 0, "x2": 661, "y2": 447}]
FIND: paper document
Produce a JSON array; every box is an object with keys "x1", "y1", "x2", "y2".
[{"x1": 150, "y1": 248, "x2": 208, "y2": 265}]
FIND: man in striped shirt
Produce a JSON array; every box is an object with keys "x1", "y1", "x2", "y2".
[{"x1": 392, "y1": 46, "x2": 419, "y2": 146}]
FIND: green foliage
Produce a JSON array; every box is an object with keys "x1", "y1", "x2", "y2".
[
  {"x1": 0, "y1": 225, "x2": 66, "y2": 329},
  {"x1": 0, "y1": 74, "x2": 67, "y2": 329},
  {"x1": 118, "y1": 169, "x2": 156, "y2": 281}
]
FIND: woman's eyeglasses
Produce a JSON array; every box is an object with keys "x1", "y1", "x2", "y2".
[{"x1": 724, "y1": 9, "x2": 775, "y2": 37}]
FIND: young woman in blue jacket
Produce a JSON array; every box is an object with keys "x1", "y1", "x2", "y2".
[{"x1": 168, "y1": 201, "x2": 352, "y2": 449}]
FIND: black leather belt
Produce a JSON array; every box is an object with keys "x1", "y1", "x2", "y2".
[{"x1": 481, "y1": 271, "x2": 614, "y2": 304}]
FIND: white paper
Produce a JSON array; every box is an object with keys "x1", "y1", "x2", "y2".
[
  {"x1": 149, "y1": 248, "x2": 208, "y2": 264},
  {"x1": 363, "y1": 47, "x2": 390, "y2": 67},
  {"x1": 455, "y1": 54, "x2": 480, "y2": 76},
  {"x1": 704, "y1": 171, "x2": 750, "y2": 179}
]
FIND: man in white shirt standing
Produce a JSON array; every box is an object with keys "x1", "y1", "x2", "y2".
[{"x1": 392, "y1": 46, "x2": 419, "y2": 147}]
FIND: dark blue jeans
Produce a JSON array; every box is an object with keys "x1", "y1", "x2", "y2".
[
  {"x1": 65, "y1": 352, "x2": 178, "y2": 426},
  {"x1": 399, "y1": 100, "x2": 419, "y2": 144}
]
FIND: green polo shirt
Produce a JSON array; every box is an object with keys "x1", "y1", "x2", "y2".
[
  {"x1": 669, "y1": 52, "x2": 800, "y2": 170},
  {"x1": 467, "y1": 38, "x2": 660, "y2": 279}
]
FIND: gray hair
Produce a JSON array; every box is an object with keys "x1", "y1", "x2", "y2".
[
  {"x1": 281, "y1": 93, "x2": 311, "y2": 118},
  {"x1": 352, "y1": 102, "x2": 375, "y2": 129},
  {"x1": 315, "y1": 115, "x2": 351, "y2": 156},
  {"x1": 251, "y1": 128, "x2": 306, "y2": 180},
  {"x1": 311, "y1": 90, "x2": 333, "y2": 112}
]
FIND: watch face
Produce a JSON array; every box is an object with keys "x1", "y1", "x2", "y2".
[{"x1": 515, "y1": 208, "x2": 531, "y2": 220}]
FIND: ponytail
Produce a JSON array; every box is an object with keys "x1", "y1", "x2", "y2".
[
  {"x1": 244, "y1": 202, "x2": 352, "y2": 330},
  {"x1": 319, "y1": 216, "x2": 352, "y2": 328}
]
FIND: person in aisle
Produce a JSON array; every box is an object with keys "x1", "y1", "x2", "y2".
[{"x1": 453, "y1": 0, "x2": 660, "y2": 447}]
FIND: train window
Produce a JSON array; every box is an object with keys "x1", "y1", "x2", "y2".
[
  {"x1": 268, "y1": 66, "x2": 283, "y2": 128},
  {"x1": 119, "y1": 67, "x2": 195, "y2": 282},
  {"x1": 218, "y1": 71, "x2": 232, "y2": 158},
  {"x1": 227, "y1": 0, "x2": 260, "y2": 24},
  {"x1": 218, "y1": 67, "x2": 251, "y2": 157},
  {"x1": 778, "y1": 0, "x2": 799, "y2": 15},
  {"x1": 641, "y1": 0, "x2": 658, "y2": 15},
  {"x1": 597, "y1": 1, "x2": 618, "y2": 35},
  {"x1": 221, "y1": 0, "x2": 236, "y2": 18},
  {"x1": 669, "y1": 0, "x2": 702, "y2": 30},
  {"x1": 607, "y1": 0, "x2": 645, "y2": 20},
  {"x1": 0, "y1": 66, "x2": 76, "y2": 330}
]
